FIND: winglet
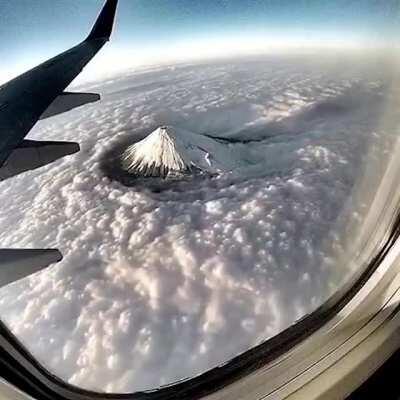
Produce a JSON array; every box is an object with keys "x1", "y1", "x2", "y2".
[{"x1": 86, "y1": 0, "x2": 118, "y2": 42}]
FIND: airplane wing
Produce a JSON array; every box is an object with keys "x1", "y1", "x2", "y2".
[
  {"x1": 0, "y1": 0, "x2": 118, "y2": 181},
  {"x1": 0, "y1": 249, "x2": 62, "y2": 288}
]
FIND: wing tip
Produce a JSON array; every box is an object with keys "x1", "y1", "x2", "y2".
[{"x1": 86, "y1": 0, "x2": 118, "y2": 42}]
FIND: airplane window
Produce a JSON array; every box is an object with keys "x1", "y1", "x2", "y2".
[{"x1": 0, "y1": 0, "x2": 399, "y2": 396}]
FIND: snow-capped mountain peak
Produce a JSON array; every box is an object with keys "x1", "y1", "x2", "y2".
[{"x1": 121, "y1": 125, "x2": 237, "y2": 178}]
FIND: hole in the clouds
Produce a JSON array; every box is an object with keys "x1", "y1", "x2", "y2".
[
  {"x1": 98, "y1": 93, "x2": 368, "y2": 195},
  {"x1": 99, "y1": 127, "x2": 216, "y2": 194},
  {"x1": 99, "y1": 126, "x2": 280, "y2": 198}
]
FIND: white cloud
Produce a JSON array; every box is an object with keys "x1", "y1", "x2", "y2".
[{"x1": 0, "y1": 55, "x2": 396, "y2": 393}]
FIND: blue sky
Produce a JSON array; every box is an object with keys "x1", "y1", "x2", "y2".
[{"x1": 0, "y1": 0, "x2": 398, "y2": 82}]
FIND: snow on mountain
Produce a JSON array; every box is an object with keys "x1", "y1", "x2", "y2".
[{"x1": 121, "y1": 125, "x2": 241, "y2": 177}]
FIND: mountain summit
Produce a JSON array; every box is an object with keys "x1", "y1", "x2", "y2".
[{"x1": 121, "y1": 126, "x2": 239, "y2": 178}]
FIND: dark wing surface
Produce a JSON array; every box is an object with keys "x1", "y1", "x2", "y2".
[
  {"x1": 0, "y1": 1, "x2": 118, "y2": 283},
  {"x1": 0, "y1": 250, "x2": 63, "y2": 288},
  {"x1": 0, "y1": 0, "x2": 118, "y2": 180}
]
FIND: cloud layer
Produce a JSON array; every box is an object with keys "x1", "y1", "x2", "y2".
[{"x1": 0, "y1": 55, "x2": 396, "y2": 393}]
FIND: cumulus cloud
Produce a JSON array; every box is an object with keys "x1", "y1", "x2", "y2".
[{"x1": 0, "y1": 55, "x2": 396, "y2": 393}]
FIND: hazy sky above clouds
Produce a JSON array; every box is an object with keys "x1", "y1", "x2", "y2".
[{"x1": 0, "y1": 0, "x2": 399, "y2": 82}]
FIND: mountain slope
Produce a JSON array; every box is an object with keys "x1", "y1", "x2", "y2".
[{"x1": 121, "y1": 126, "x2": 239, "y2": 178}]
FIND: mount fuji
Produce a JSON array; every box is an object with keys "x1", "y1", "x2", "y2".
[{"x1": 121, "y1": 126, "x2": 244, "y2": 178}]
